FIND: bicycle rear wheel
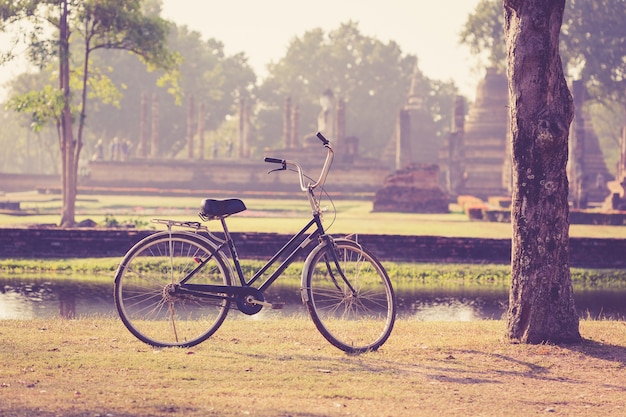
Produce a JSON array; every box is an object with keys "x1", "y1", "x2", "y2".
[
  {"x1": 302, "y1": 239, "x2": 396, "y2": 353},
  {"x1": 114, "y1": 231, "x2": 232, "y2": 347}
]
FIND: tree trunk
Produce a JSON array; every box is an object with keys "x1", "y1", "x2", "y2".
[
  {"x1": 503, "y1": 0, "x2": 581, "y2": 344},
  {"x1": 59, "y1": 0, "x2": 76, "y2": 228}
]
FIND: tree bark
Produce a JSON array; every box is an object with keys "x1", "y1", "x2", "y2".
[{"x1": 503, "y1": 0, "x2": 581, "y2": 343}]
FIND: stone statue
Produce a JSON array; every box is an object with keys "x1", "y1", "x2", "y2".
[{"x1": 317, "y1": 88, "x2": 335, "y2": 139}]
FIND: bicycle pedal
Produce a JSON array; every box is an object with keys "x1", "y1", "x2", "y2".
[{"x1": 271, "y1": 303, "x2": 285, "y2": 310}]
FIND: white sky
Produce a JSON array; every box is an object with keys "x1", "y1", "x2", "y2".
[
  {"x1": 160, "y1": 0, "x2": 484, "y2": 100},
  {"x1": 0, "y1": 0, "x2": 485, "y2": 101}
]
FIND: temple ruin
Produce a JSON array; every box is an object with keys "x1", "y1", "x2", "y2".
[
  {"x1": 82, "y1": 67, "x2": 616, "y2": 212},
  {"x1": 437, "y1": 68, "x2": 613, "y2": 207},
  {"x1": 450, "y1": 67, "x2": 510, "y2": 199},
  {"x1": 372, "y1": 65, "x2": 449, "y2": 213},
  {"x1": 569, "y1": 80, "x2": 614, "y2": 207},
  {"x1": 607, "y1": 108, "x2": 626, "y2": 210}
]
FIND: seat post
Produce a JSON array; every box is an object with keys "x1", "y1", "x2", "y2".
[
  {"x1": 219, "y1": 217, "x2": 233, "y2": 242},
  {"x1": 220, "y1": 216, "x2": 246, "y2": 283}
]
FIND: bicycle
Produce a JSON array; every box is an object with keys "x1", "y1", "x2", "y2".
[{"x1": 114, "y1": 132, "x2": 396, "y2": 354}]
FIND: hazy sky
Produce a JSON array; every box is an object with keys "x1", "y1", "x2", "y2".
[
  {"x1": 160, "y1": 0, "x2": 484, "y2": 99},
  {"x1": 0, "y1": 1, "x2": 485, "y2": 101}
]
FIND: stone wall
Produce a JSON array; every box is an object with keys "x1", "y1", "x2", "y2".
[
  {"x1": 0, "y1": 227, "x2": 624, "y2": 268},
  {"x1": 0, "y1": 173, "x2": 60, "y2": 193},
  {"x1": 87, "y1": 158, "x2": 388, "y2": 194}
]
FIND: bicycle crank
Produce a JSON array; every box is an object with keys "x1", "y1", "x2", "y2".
[
  {"x1": 235, "y1": 291, "x2": 284, "y2": 315},
  {"x1": 235, "y1": 290, "x2": 264, "y2": 315}
]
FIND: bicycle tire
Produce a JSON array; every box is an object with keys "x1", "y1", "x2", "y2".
[
  {"x1": 114, "y1": 231, "x2": 232, "y2": 347},
  {"x1": 302, "y1": 238, "x2": 396, "y2": 353}
]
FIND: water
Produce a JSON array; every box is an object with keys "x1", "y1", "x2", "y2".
[{"x1": 1, "y1": 276, "x2": 625, "y2": 321}]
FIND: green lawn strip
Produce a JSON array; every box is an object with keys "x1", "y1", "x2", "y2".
[{"x1": 1, "y1": 258, "x2": 625, "y2": 288}]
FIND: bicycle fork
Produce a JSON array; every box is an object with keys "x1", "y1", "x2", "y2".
[
  {"x1": 323, "y1": 246, "x2": 358, "y2": 296},
  {"x1": 301, "y1": 237, "x2": 358, "y2": 304}
]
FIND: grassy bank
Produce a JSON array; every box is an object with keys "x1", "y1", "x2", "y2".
[
  {"x1": 0, "y1": 317, "x2": 624, "y2": 417},
  {"x1": 1, "y1": 258, "x2": 626, "y2": 288}
]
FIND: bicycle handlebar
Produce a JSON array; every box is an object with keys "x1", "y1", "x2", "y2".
[
  {"x1": 263, "y1": 157, "x2": 284, "y2": 164},
  {"x1": 264, "y1": 132, "x2": 334, "y2": 192},
  {"x1": 316, "y1": 132, "x2": 329, "y2": 145}
]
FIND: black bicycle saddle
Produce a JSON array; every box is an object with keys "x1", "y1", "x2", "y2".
[{"x1": 199, "y1": 198, "x2": 246, "y2": 220}]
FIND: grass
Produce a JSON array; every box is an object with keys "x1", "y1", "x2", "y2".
[
  {"x1": 2, "y1": 194, "x2": 625, "y2": 416},
  {"x1": 1, "y1": 258, "x2": 626, "y2": 288},
  {"x1": 0, "y1": 317, "x2": 624, "y2": 417},
  {"x1": 2, "y1": 192, "x2": 626, "y2": 238}
]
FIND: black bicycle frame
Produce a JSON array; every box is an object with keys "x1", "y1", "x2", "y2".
[{"x1": 177, "y1": 212, "x2": 328, "y2": 299}]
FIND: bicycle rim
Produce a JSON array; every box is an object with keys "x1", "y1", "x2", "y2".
[
  {"x1": 303, "y1": 240, "x2": 396, "y2": 353},
  {"x1": 114, "y1": 232, "x2": 231, "y2": 347}
]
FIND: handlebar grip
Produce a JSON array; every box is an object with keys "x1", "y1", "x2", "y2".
[
  {"x1": 264, "y1": 157, "x2": 284, "y2": 164},
  {"x1": 316, "y1": 132, "x2": 329, "y2": 145}
]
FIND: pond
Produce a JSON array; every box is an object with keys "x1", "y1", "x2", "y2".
[{"x1": 1, "y1": 276, "x2": 625, "y2": 321}]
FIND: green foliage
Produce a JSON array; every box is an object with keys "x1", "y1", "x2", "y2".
[
  {"x1": 459, "y1": 0, "x2": 506, "y2": 71},
  {"x1": 2, "y1": 257, "x2": 624, "y2": 288},
  {"x1": 6, "y1": 84, "x2": 64, "y2": 132},
  {"x1": 561, "y1": 0, "x2": 626, "y2": 106},
  {"x1": 103, "y1": 213, "x2": 120, "y2": 227},
  {"x1": 461, "y1": 0, "x2": 626, "y2": 107},
  {"x1": 102, "y1": 213, "x2": 149, "y2": 228},
  {"x1": 0, "y1": 257, "x2": 123, "y2": 275}
]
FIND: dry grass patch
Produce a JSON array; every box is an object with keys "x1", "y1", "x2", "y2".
[{"x1": 0, "y1": 317, "x2": 624, "y2": 417}]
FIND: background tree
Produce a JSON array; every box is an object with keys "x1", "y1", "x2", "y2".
[
  {"x1": 459, "y1": 0, "x2": 507, "y2": 72},
  {"x1": 256, "y1": 21, "x2": 457, "y2": 158},
  {"x1": 87, "y1": 24, "x2": 255, "y2": 159},
  {"x1": 0, "y1": 0, "x2": 176, "y2": 227},
  {"x1": 504, "y1": 0, "x2": 581, "y2": 344},
  {"x1": 560, "y1": 0, "x2": 626, "y2": 107},
  {"x1": 1, "y1": 70, "x2": 63, "y2": 174},
  {"x1": 461, "y1": 0, "x2": 626, "y2": 176}
]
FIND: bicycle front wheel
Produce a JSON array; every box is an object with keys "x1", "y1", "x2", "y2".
[
  {"x1": 114, "y1": 231, "x2": 232, "y2": 348},
  {"x1": 302, "y1": 239, "x2": 396, "y2": 353}
]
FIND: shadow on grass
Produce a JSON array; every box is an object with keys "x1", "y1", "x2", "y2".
[{"x1": 565, "y1": 337, "x2": 626, "y2": 367}]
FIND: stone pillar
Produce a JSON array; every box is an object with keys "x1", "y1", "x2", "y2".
[
  {"x1": 186, "y1": 94, "x2": 195, "y2": 160},
  {"x1": 238, "y1": 98, "x2": 250, "y2": 159},
  {"x1": 502, "y1": 96, "x2": 513, "y2": 195},
  {"x1": 570, "y1": 80, "x2": 586, "y2": 208},
  {"x1": 291, "y1": 104, "x2": 300, "y2": 148},
  {"x1": 336, "y1": 98, "x2": 346, "y2": 144},
  {"x1": 396, "y1": 109, "x2": 412, "y2": 170},
  {"x1": 619, "y1": 110, "x2": 626, "y2": 185},
  {"x1": 137, "y1": 93, "x2": 148, "y2": 158},
  {"x1": 448, "y1": 96, "x2": 465, "y2": 196},
  {"x1": 453, "y1": 95, "x2": 465, "y2": 134},
  {"x1": 150, "y1": 94, "x2": 159, "y2": 159},
  {"x1": 283, "y1": 96, "x2": 292, "y2": 148},
  {"x1": 197, "y1": 102, "x2": 205, "y2": 160},
  {"x1": 617, "y1": 110, "x2": 626, "y2": 182}
]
